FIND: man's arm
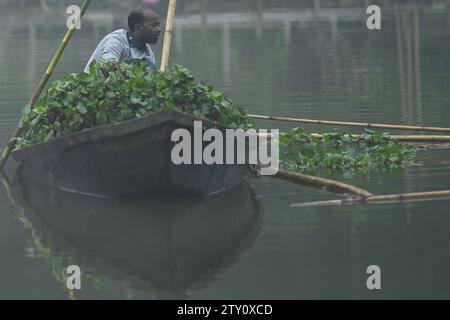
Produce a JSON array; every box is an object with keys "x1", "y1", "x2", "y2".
[{"x1": 97, "y1": 35, "x2": 126, "y2": 63}]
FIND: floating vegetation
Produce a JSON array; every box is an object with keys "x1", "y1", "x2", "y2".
[
  {"x1": 279, "y1": 127, "x2": 417, "y2": 172},
  {"x1": 15, "y1": 61, "x2": 254, "y2": 149}
]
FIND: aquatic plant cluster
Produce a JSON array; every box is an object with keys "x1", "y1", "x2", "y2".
[
  {"x1": 15, "y1": 61, "x2": 416, "y2": 173},
  {"x1": 279, "y1": 128, "x2": 416, "y2": 172},
  {"x1": 16, "y1": 61, "x2": 254, "y2": 149}
]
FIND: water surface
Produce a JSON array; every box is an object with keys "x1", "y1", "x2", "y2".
[{"x1": 1, "y1": 0, "x2": 450, "y2": 299}]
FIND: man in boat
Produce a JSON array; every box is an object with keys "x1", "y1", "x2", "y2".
[{"x1": 84, "y1": 8, "x2": 161, "y2": 73}]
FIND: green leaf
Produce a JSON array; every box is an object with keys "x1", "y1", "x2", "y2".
[
  {"x1": 105, "y1": 91, "x2": 115, "y2": 99},
  {"x1": 221, "y1": 99, "x2": 232, "y2": 108},
  {"x1": 22, "y1": 104, "x2": 32, "y2": 116},
  {"x1": 76, "y1": 103, "x2": 88, "y2": 114},
  {"x1": 211, "y1": 90, "x2": 222, "y2": 99},
  {"x1": 164, "y1": 100, "x2": 175, "y2": 109},
  {"x1": 96, "y1": 111, "x2": 108, "y2": 125},
  {"x1": 43, "y1": 130, "x2": 55, "y2": 142},
  {"x1": 130, "y1": 96, "x2": 140, "y2": 104},
  {"x1": 89, "y1": 60, "x2": 97, "y2": 75}
]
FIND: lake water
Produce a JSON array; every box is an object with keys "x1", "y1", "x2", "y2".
[{"x1": 1, "y1": 0, "x2": 450, "y2": 299}]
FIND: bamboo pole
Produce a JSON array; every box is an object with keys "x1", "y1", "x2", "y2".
[
  {"x1": 259, "y1": 132, "x2": 450, "y2": 144},
  {"x1": 309, "y1": 133, "x2": 450, "y2": 143},
  {"x1": 368, "y1": 135, "x2": 450, "y2": 143},
  {"x1": 0, "y1": 0, "x2": 92, "y2": 170},
  {"x1": 290, "y1": 190, "x2": 450, "y2": 208},
  {"x1": 0, "y1": 138, "x2": 17, "y2": 169},
  {"x1": 367, "y1": 190, "x2": 450, "y2": 204},
  {"x1": 160, "y1": 0, "x2": 177, "y2": 72},
  {"x1": 274, "y1": 169, "x2": 374, "y2": 198},
  {"x1": 290, "y1": 198, "x2": 355, "y2": 208},
  {"x1": 249, "y1": 114, "x2": 450, "y2": 134}
]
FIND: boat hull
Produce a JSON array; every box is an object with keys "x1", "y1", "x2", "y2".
[{"x1": 12, "y1": 110, "x2": 248, "y2": 197}]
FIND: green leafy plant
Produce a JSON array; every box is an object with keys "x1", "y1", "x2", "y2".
[
  {"x1": 15, "y1": 61, "x2": 254, "y2": 149},
  {"x1": 279, "y1": 127, "x2": 417, "y2": 172}
]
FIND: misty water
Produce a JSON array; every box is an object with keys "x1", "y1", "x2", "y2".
[{"x1": 1, "y1": 0, "x2": 450, "y2": 299}]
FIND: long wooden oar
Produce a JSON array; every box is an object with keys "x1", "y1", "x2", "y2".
[
  {"x1": 0, "y1": 0, "x2": 92, "y2": 170},
  {"x1": 160, "y1": 0, "x2": 177, "y2": 72},
  {"x1": 249, "y1": 114, "x2": 450, "y2": 134}
]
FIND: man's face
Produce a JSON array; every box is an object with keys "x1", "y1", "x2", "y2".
[{"x1": 137, "y1": 12, "x2": 161, "y2": 45}]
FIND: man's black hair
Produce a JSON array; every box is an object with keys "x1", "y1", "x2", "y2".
[{"x1": 128, "y1": 8, "x2": 147, "y2": 32}]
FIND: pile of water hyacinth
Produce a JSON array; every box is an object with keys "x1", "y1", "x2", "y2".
[
  {"x1": 279, "y1": 128, "x2": 416, "y2": 172},
  {"x1": 16, "y1": 61, "x2": 254, "y2": 149},
  {"x1": 15, "y1": 61, "x2": 416, "y2": 172}
]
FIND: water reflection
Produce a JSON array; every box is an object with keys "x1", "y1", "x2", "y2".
[
  {"x1": 394, "y1": 2, "x2": 423, "y2": 124},
  {"x1": 8, "y1": 167, "x2": 262, "y2": 299}
]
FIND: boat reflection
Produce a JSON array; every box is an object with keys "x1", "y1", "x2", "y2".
[{"x1": 10, "y1": 165, "x2": 262, "y2": 299}]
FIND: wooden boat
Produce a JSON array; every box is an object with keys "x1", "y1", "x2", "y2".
[
  {"x1": 11, "y1": 169, "x2": 262, "y2": 295},
  {"x1": 11, "y1": 109, "x2": 249, "y2": 197}
]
